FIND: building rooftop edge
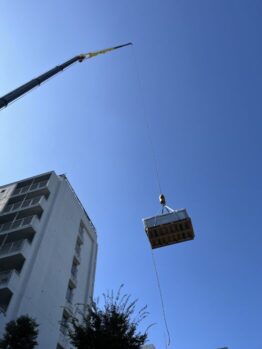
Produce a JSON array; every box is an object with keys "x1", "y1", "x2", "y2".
[
  {"x1": 0, "y1": 170, "x2": 97, "y2": 235},
  {"x1": 0, "y1": 170, "x2": 55, "y2": 189},
  {"x1": 59, "y1": 174, "x2": 97, "y2": 234}
]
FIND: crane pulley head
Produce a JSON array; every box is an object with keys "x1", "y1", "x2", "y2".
[
  {"x1": 78, "y1": 42, "x2": 133, "y2": 62},
  {"x1": 0, "y1": 42, "x2": 133, "y2": 111}
]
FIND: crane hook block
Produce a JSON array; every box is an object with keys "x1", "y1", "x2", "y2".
[{"x1": 159, "y1": 194, "x2": 166, "y2": 206}]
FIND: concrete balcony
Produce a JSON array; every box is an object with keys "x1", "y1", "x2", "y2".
[
  {"x1": 1, "y1": 195, "x2": 47, "y2": 218},
  {"x1": 64, "y1": 299, "x2": 74, "y2": 315},
  {"x1": 12, "y1": 180, "x2": 50, "y2": 198},
  {"x1": 0, "y1": 270, "x2": 19, "y2": 311},
  {"x1": 77, "y1": 227, "x2": 84, "y2": 245},
  {"x1": 76, "y1": 233, "x2": 83, "y2": 246},
  {"x1": 74, "y1": 246, "x2": 81, "y2": 264},
  {"x1": 0, "y1": 215, "x2": 40, "y2": 241},
  {"x1": 69, "y1": 269, "x2": 77, "y2": 288},
  {"x1": 0, "y1": 239, "x2": 31, "y2": 272}
]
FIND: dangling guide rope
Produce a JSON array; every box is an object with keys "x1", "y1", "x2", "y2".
[
  {"x1": 130, "y1": 46, "x2": 171, "y2": 347},
  {"x1": 150, "y1": 249, "x2": 171, "y2": 347}
]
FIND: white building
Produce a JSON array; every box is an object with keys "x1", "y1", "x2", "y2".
[
  {"x1": 141, "y1": 345, "x2": 156, "y2": 349},
  {"x1": 0, "y1": 171, "x2": 98, "y2": 349}
]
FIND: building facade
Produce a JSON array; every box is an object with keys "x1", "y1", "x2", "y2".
[{"x1": 0, "y1": 171, "x2": 98, "y2": 349}]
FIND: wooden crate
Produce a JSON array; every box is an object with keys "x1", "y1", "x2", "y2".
[{"x1": 143, "y1": 209, "x2": 195, "y2": 249}]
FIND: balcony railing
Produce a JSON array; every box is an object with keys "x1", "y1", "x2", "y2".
[
  {"x1": 0, "y1": 239, "x2": 28, "y2": 257},
  {"x1": 3, "y1": 196, "x2": 43, "y2": 214},
  {"x1": 12, "y1": 180, "x2": 48, "y2": 196},
  {"x1": 0, "y1": 216, "x2": 34, "y2": 234}
]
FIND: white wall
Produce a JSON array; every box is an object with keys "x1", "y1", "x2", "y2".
[{"x1": 0, "y1": 173, "x2": 98, "y2": 349}]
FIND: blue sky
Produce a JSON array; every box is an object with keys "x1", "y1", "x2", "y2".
[{"x1": 1, "y1": 1, "x2": 262, "y2": 348}]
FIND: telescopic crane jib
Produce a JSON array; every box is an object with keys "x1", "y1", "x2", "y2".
[{"x1": 0, "y1": 43, "x2": 132, "y2": 111}]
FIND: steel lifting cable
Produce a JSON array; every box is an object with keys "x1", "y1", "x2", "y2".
[
  {"x1": 130, "y1": 47, "x2": 171, "y2": 347},
  {"x1": 130, "y1": 48, "x2": 162, "y2": 196}
]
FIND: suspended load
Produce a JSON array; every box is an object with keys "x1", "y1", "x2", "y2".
[{"x1": 143, "y1": 194, "x2": 195, "y2": 249}]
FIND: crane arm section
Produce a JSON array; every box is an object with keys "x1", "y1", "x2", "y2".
[
  {"x1": 0, "y1": 42, "x2": 132, "y2": 111},
  {"x1": 0, "y1": 56, "x2": 80, "y2": 110}
]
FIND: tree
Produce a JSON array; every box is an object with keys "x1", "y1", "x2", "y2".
[
  {"x1": 67, "y1": 286, "x2": 149, "y2": 349},
  {"x1": 0, "y1": 315, "x2": 39, "y2": 349}
]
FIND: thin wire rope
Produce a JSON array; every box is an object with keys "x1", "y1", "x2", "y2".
[
  {"x1": 130, "y1": 47, "x2": 162, "y2": 195},
  {"x1": 130, "y1": 46, "x2": 171, "y2": 347},
  {"x1": 151, "y1": 248, "x2": 171, "y2": 347}
]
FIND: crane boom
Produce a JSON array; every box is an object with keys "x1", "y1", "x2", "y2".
[{"x1": 0, "y1": 42, "x2": 132, "y2": 111}]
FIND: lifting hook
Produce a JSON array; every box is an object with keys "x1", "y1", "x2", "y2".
[{"x1": 159, "y1": 194, "x2": 166, "y2": 206}]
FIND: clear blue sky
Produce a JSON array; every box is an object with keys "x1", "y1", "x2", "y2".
[{"x1": 1, "y1": 1, "x2": 262, "y2": 348}]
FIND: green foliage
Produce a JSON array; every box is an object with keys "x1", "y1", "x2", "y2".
[
  {"x1": 67, "y1": 286, "x2": 148, "y2": 349},
  {"x1": 0, "y1": 315, "x2": 39, "y2": 349}
]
